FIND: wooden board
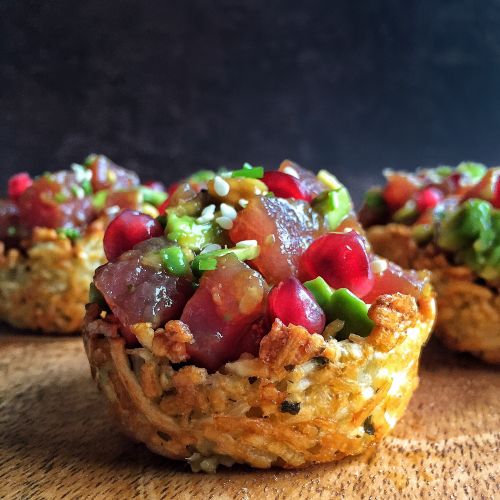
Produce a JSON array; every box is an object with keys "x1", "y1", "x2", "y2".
[{"x1": 0, "y1": 331, "x2": 498, "y2": 500}]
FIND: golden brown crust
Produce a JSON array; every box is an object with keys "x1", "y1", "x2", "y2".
[
  {"x1": 83, "y1": 290, "x2": 435, "y2": 472},
  {"x1": 367, "y1": 224, "x2": 500, "y2": 363},
  {"x1": 0, "y1": 221, "x2": 106, "y2": 334}
]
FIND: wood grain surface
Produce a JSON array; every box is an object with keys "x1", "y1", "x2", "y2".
[{"x1": 0, "y1": 331, "x2": 498, "y2": 500}]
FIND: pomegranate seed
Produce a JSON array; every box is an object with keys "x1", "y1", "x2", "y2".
[
  {"x1": 144, "y1": 180, "x2": 165, "y2": 191},
  {"x1": 493, "y1": 178, "x2": 500, "y2": 208},
  {"x1": 103, "y1": 209, "x2": 164, "y2": 261},
  {"x1": 415, "y1": 187, "x2": 443, "y2": 212},
  {"x1": 268, "y1": 277, "x2": 325, "y2": 334},
  {"x1": 8, "y1": 172, "x2": 33, "y2": 200},
  {"x1": 300, "y1": 231, "x2": 374, "y2": 298},
  {"x1": 262, "y1": 171, "x2": 312, "y2": 201}
]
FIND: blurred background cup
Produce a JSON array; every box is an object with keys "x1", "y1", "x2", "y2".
[{"x1": 2, "y1": 1, "x2": 500, "y2": 201}]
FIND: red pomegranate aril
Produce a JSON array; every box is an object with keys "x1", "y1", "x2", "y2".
[
  {"x1": 300, "y1": 231, "x2": 374, "y2": 298},
  {"x1": 268, "y1": 277, "x2": 325, "y2": 334},
  {"x1": 415, "y1": 187, "x2": 443, "y2": 212},
  {"x1": 493, "y1": 178, "x2": 500, "y2": 209},
  {"x1": 262, "y1": 171, "x2": 312, "y2": 201},
  {"x1": 103, "y1": 209, "x2": 164, "y2": 261},
  {"x1": 8, "y1": 172, "x2": 33, "y2": 200}
]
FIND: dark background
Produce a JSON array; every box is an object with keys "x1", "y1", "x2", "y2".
[{"x1": 2, "y1": 0, "x2": 500, "y2": 202}]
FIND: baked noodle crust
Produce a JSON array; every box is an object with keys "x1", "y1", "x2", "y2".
[
  {"x1": 367, "y1": 224, "x2": 500, "y2": 364},
  {"x1": 0, "y1": 221, "x2": 106, "y2": 334},
  {"x1": 83, "y1": 286, "x2": 435, "y2": 471}
]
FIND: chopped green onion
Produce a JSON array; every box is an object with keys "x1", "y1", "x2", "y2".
[
  {"x1": 191, "y1": 244, "x2": 260, "y2": 276},
  {"x1": 304, "y1": 277, "x2": 334, "y2": 311},
  {"x1": 327, "y1": 288, "x2": 374, "y2": 339},
  {"x1": 71, "y1": 184, "x2": 85, "y2": 199},
  {"x1": 7, "y1": 226, "x2": 17, "y2": 237},
  {"x1": 81, "y1": 179, "x2": 93, "y2": 195},
  {"x1": 56, "y1": 227, "x2": 81, "y2": 240},
  {"x1": 160, "y1": 246, "x2": 190, "y2": 276},
  {"x1": 231, "y1": 165, "x2": 264, "y2": 179}
]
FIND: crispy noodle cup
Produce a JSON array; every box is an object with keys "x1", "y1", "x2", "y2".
[
  {"x1": 83, "y1": 285, "x2": 435, "y2": 472},
  {"x1": 367, "y1": 223, "x2": 500, "y2": 364},
  {"x1": 0, "y1": 221, "x2": 106, "y2": 334}
]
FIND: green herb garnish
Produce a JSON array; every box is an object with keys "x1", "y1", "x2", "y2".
[{"x1": 231, "y1": 163, "x2": 264, "y2": 179}]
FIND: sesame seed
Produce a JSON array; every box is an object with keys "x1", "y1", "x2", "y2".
[
  {"x1": 343, "y1": 227, "x2": 353, "y2": 233},
  {"x1": 283, "y1": 166, "x2": 299, "y2": 178},
  {"x1": 214, "y1": 176, "x2": 230, "y2": 197},
  {"x1": 200, "y1": 243, "x2": 222, "y2": 254},
  {"x1": 202, "y1": 204, "x2": 216, "y2": 217},
  {"x1": 371, "y1": 258, "x2": 388, "y2": 274},
  {"x1": 238, "y1": 198, "x2": 249, "y2": 208},
  {"x1": 255, "y1": 189, "x2": 262, "y2": 195},
  {"x1": 215, "y1": 216, "x2": 233, "y2": 230},
  {"x1": 236, "y1": 239, "x2": 258, "y2": 247},
  {"x1": 220, "y1": 203, "x2": 237, "y2": 220}
]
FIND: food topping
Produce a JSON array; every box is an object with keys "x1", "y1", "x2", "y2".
[
  {"x1": 299, "y1": 231, "x2": 374, "y2": 298},
  {"x1": 2, "y1": 155, "x2": 168, "y2": 244},
  {"x1": 360, "y1": 162, "x2": 500, "y2": 283},
  {"x1": 268, "y1": 277, "x2": 325, "y2": 334},
  {"x1": 89, "y1": 161, "x2": 427, "y2": 371}
]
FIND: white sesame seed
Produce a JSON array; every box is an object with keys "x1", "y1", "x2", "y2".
[
  {"x1": 255, "y1": 188, "x2": 262, "y2": 195},
  {"x1": 71, "y1": 163, "x2": 92, "y2": 183},
  {"x1": 200, "y1": 243, "x2": 222, "y2": 254},
  {"x1": 214, "y1": 176, "x2": 230, "y2": 197},
  {"x1": 196, "y1": 215, "x2": 211, "y2": 224},
  {"x1": 343, "y1": 227, "x2": 353, "y2": 233},
  {"x1": 238, "y1": 198, "x2": 249, "y2": 208},
  {"x1": 220, "y1": 203, "x2": 237, "y2": 220},
  {"x1": 235, "y1": 239, "x2": 258, "y2": 248},
  {"x1": 105, "y1": 205, "x2": 120, "y2": 217},
  {"x1": 215, "y1": 216, "x2": 233, "y2": 230},
  {"x1": 202, "y1": 204, "x2": 216, "y2": 217},
  {"x1": 283, "y1": 166, "x2": 299, "y2": 178},
  {"x1": 371, "y1": 258, "x2": 388, "y2": 274}
]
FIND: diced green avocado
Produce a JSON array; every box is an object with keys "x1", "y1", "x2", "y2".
[
  {"x1": 363, "y1": 188, "x2": 386, "y2": 209},
  {"x1": 412, "y1": 224, "x2": 434, "y2": 245},
  {"x1": 392, "y1": 200, "x2": 418, "y2": 224},
  {"x1": 188, "y1": 170, "x2": 216, "y2": 183},
  {"x1": 435, "y1": 166, "x2": 453, "y2": 177},
  {"x1": 166, "y1": 214, "x2": 223, "y2": 251},
  {"x1": 312, "y1": 187, "x2": 352, "y2": 230},
  {"x1": 456, "y1": 161, "x2": 487, "y2": 184},
  {"x1": 140, "y1": 186, "x2": 168, "y2": 207},
  {"x1": 191, "y1": 245, "x2": 260, "y2": 276},
  {"x1": 438, "y1": 199, "x2": 492, "y2": 252},
  {"x1": 326, "y1": 288, "x2": 374, "y2": 340},
  {"x1": 92, "y1": 190, "x2": 108, "y2": 210},
  {"x1": 304, "y1": 277, "x2": 334, "y2": 311}
]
